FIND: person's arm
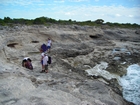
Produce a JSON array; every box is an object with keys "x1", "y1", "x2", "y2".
[
  {"x1": 41, "y1": 56, "x2": 43, "y2": 60},
  {"x1": 41, "y1": 53, "x2": 44, "y2": 61}
]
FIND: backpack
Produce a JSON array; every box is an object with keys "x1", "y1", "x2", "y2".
[
  {"x1": 41, "y1": 44, "x2": 47, "y2": 52},
  {"x1": 47, "y1": 56, "x2": 51, "y2": 64}
]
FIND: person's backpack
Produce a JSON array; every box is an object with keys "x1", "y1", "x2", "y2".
[{"x1": 47, "y1": 56, "x2": 51, "y2": 64}]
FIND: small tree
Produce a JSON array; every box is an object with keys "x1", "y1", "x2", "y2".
[
  {"x1": 4, "y1": 17, "x2": 13, "y2": 23},
  {"x1": 0, "y1": 18, "x2": 5, "y2": 25},
  {"x1": 33, "y1": 17, "x2": 46, "y2": 24},
  {"x1": 95, "y1": 19, "x2": 104, "y2": 24}
]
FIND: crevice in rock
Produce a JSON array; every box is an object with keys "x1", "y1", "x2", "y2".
[
  {"x1": 89, "y1": 34, "x2": 102, "y2": 39},
  {"x1": 31, "y1": 41, "x2": 39, "y2": 43},
  {"x1": 7, "y1": 43, "x2": 18, "y2": 48}
]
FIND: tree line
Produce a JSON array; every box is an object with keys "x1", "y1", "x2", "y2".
[{"x1": 0, "y1": 16, "x2": 140, "y2": 28}]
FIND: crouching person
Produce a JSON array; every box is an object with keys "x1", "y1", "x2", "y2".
[{"x1": 22, "y1": 57, "x2": 33, "y2": 70}]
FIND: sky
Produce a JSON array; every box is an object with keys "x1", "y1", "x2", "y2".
[{"x1": 0, "y1": 0, "x2": 140, "y2": 24}]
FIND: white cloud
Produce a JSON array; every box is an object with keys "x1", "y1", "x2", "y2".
[
  {"x1": 128, "y1": 15, "x2": 134, "y2": 17},
  {"x1": 54, "y1": 0, "x2": 65, "y2": 3},
  {"x1": 65, "y1": 12, "x2": 74, "y2": 16},
  {"x1": 115, "y1": 14, "x2": 121, "y2": 17},
  {"x1": 50, "y1": 5, "x2": 140, "y2": 24},
  {"x1": 0, "y1": 0, "x2": 43, "y2": 6}
]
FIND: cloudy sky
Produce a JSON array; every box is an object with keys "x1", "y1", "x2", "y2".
[{"x1": 0, "y1": 0, "x2": 140, "y2": 24}]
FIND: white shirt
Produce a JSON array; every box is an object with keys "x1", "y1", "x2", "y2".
[
  {"x1": 47, "y1": 40, "x2": 51, "y2": 46},
  {"x1": 43, "y1": 56, "x2": 48, "y2": 65},
  {"x1": 41, "y1": 52, "x2": 45, "y2": 57}
]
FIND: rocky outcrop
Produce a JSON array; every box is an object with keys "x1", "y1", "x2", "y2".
[
  {"x1": 135, "y1": 29, "x2": 140, "y2": 34},
  {"x1": 0, "y1": 24, "x2": 139, "y2": 105}
]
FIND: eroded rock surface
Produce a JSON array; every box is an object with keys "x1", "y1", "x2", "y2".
[{"x1": 0, "y1": 24, "x2": 139, "y2": 105}]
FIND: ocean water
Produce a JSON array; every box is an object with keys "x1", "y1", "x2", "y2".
[
  {"x1": 85, "y1": 62, "x2": 140, "y2": 105},
  {"x1": 120, "y1": 64, "x2": 140, "y2": 105}
]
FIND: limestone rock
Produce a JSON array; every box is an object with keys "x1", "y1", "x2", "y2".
[{"x1": 0, "y1": 24, "x2": 138, "y2": 105}]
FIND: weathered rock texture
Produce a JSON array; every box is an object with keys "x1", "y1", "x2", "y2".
[{"x1": 0, "y1": 24, "x2": 140, "y2": 105}]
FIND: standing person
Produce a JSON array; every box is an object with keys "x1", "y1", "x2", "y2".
[
  {"x1": 46, "y1": 38, "x2": 52, "y2": 53},
  {"x1": 40, "y1": 49, "x2": 45, "y2": 73},
  {"x1": 42, "y1": 53, "x2": 49, "y2": 73}
]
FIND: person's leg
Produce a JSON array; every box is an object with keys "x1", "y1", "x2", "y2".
[
  {"x1": 40, "y1": 60, "x2": 45, "y2": 73},
  {"x1": 40, "y1": 65, "x2": 45, "y2": 73},
  {"x1": 45, "y1": 65, "x2": 48, "y2": 73},
  {"x1": 47, "y1": 46, "x2": 51, "y2": 53}
]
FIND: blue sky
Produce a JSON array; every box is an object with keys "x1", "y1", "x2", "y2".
[{"x1": 0, "y1": 0, "x2": 140, "y2": 24}]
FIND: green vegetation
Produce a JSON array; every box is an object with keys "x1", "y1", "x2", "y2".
[{"x1": 0, "y1": 16, "x2": 140, "y2": 28}]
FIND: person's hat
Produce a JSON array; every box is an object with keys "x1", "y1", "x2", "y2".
[{"x1": 44, "y1": 52, "x2": 47, "y2": 55}]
